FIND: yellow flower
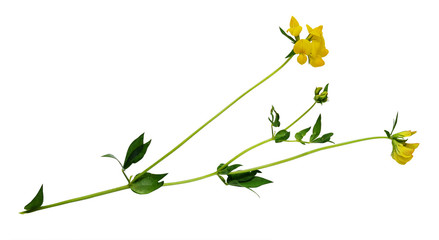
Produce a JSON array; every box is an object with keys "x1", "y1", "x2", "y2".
[
  {"x1": 293, "y1": 39, "x2": 311, "y2": 65},
  {"x1": 287, "y1": 16, "x2": 302, "y2": 37},
  {"x1": 306, "y1": 25, "x2": 329, "y2": 67},
  {"x1": 390, "y1": 131, "x2": 419, "y2": 165}
]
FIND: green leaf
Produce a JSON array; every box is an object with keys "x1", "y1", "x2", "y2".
[
  {"x1": 130, "y1": 172, "x2": 167, "y2": 194},
  {"x1": 217, "y1": 174, "x2": 227, "y2": 185},
  {"x1": 274, "y1": 130, "x2": 290, "y2": 143},
  {"x1": 24, "y1": 185, "x2": 44, "y2": 211},
  {"x1": 312, "y1": 133, "x2": 334, "y2": 143},
  {"x1": 268, "y1": 106, "x2": 281, "y2": 127},
  {"x1": 310, "y1": 115, "x2": 322, "y2": 142},
  {"x1": 217, "y1": 163, "x2": 242, "y2": 175},
  {"x1": 279, "y1": 27, "x2": 295, "y2": 42},
  {"x1": 123, "y1": 133, "x2": 152, "y2": 170},
  {"x1": 101, "y1": 153, "x2": 123, "y2": 167},
  {"x1": 295, "y1": 127, "x2": 311, "y2": 144},
  {"x1": 102, "y1": 154, "x2": 118, "y2": 160},
  {"x1": 227, "y1": 170, "x2": 272, "y2": 189},
  {"x1": 227, "y1": 170, "x2": 261, "y2": 183},
  {"x1": 233, "y1": 177, "x2": 272, "y2": 188}
]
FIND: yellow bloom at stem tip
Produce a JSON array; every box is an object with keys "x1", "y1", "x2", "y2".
[
  {"x1": 390, "y1": 130, "x2": 419, "y2": 165},
  {"x1": 306, "y1": 25, "x2": 329, "y2": 67},
  {"x1": 287, "y1": 16, "x2": 302, "y2": 37},
  {"x1": 293, "y1": 39, "x2": 311, "y2": 65}
]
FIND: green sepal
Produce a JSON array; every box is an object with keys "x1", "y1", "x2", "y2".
[
  {"x1": 285, "y1": 48, "x2": 296, "y2": 58},
  {"x1": 323, "y1": 83, "x2": 329, "y2": 92},
  {"x1": 123, "y1": 133, "x2": 152, "y2": 170},
  {"x1": 279, "y1": 27, "x2": 295, "y2": 43},
  {"x1": 384, "y1": 130, "x2": 391, "y2": 138},
  {"x1": 268, "y1": 106, "x2": 281, "y2": 127},
  {"x1": 295, "y1": 127, "x2": 311, "y2": 144},
  {"x1": 274, "y1": 129, "x2": 290, "y2": 143},
  {"x1": 217, "y1": 163, "x2": 242, "y2": 175},
  {"x1": 130, "y1": 172, "x2": 167, "y2": 194},
  {"x1": 311, "y1": 133, "x2": 334, "y2": 143},
  {"x1": 310, "y1": 114, "x2": 322, "y2": 142},
  {"x1": 24, "y1": 185, "x2": 44, "y2": 211}
]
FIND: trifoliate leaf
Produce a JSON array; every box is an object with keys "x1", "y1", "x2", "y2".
[
  {"x1": 312, "y1": 133, "x2": 334, "y2": 143},
  {"x1": 24, "y1": 185, "x2": 44, "y2": 211},
  {"x1": 274, "y1": 129, "x2": 290, "y2": 143},
  {"x1": 310, "y1": 115, "x2": 322, "y2": 142},
  {"x1": 130, "y1": 172, "x2": 167, "y2": 194},
  {"x1": 295, "y1": 127, "x2": 311, "y2": 144},
  {"x1": 123, "y1": 133, "x2": 151, "y2": 170},
  {"x1": 268, "y1": 106, "x2": 281, "y2": 127},
  {"x1": 279, "y1": 27, "x2": 295, "y2": 42},
  {"x1": 217, "y1": 163, "x2": 242, "y2": 175}
]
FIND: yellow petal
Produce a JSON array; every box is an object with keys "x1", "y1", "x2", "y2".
[
  {"x1": 393, "y1": 130, "x2": 417, "y2": 138},
  {"x1": 290, "y1": 16, "x2": 300, "y2": 28},
  {"x1": 297, "y1": 54, "x2": 307, "y2": 65},
  {"x1": 309, "y1": 56, "x2": 325, "y2": 67},
  {"x1": 307, "y1": 25, "x2": 323, "y2": 38},
  {"x1": 391, "y1": 150, "x2": 413, "y2": 165},
  {"x1": 405, "y1": 143, "x2": 419, "y2": 149},
  {"x1": 293, "y1": 39, "x2": 311, "y2": 55},
  {"x1": 396, "y1": 144, "x2": 416, "y2": 158}
]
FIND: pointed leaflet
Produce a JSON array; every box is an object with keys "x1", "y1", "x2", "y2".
[
  {"x1": 274, "y1": 130, "x2": 290, "y2": 143},
  {"x1": 130, "y1": 172, "x2": 167, "y2": 194},
  {"x1": 123, "y1": 133, "x2": 151, "y2": 170},
  {"x1": 295, "y1": 127, "x2": 311, "y2": 144},
  {"x1": 310, "y1": 115, "x2": 322, "y2": 142},
  {"x1": 101, "y1": 154, "x2": 123, "y2": 167},
  {"x1": 24, "y1": 185, "x2": 44, "y2": 211},
  {"x1": 227, "y1": 170, "x2": 272, "y2": 188},
  {"x1": 312, "y1": 133, "x2": 334, "y2": 143}
]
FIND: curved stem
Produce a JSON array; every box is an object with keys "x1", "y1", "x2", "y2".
[
  {"x1": 285, "y1": 102, "x2": 317, "y2": 130},
  {"x1": 229, "y1": 136, "x2": 389, "y2": 175},
  {"x1": 163, "y1": 172, "x2": 217, "y2": 186},
  {"x1": 20, "y1": 185, "x2": 130, "y2": 214},
  {"x1": 141, "y1": 57, "x2": 293, "y2": 174}
]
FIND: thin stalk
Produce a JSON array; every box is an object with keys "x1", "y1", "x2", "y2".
[
  {"x1": 141, "y1": 56, "x2": 293, "y2": 174},
  {"x1": 285, "y1": 102, "x2": 317, "y2": 130},
  {"x1": 20, "y1": 185, "x2": 130, "y2": 214},
  {"x1": 229, "y1": 136, "x2": 389, "y2": 175}
]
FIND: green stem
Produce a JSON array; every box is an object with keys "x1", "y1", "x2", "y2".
[
  {"x1": 20, "y1": 185, "x2": 130, "y2": 214},
  {"x1": 163, "y1": 172, "x2": 218, "y2": 186},
  {"x1": 141, "y1": 56, "x2": 293, "y2": 174},
  {"x1": 219, "y1": 138, "x2": 273, "y2": 171},
  {"x1": 285, "y1": 102, "x2": 317, "y2": 130},
  {"x1": 229, "y1": 136, "x2": 389, "y2": 175}
]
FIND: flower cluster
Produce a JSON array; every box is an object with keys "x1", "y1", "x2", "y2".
[
  {"x1": 390, "y1": 131, "x2": 419, "y2": 165},
  {"x1": 285, "y1": 16, "x2": 329, "y2": 67}
]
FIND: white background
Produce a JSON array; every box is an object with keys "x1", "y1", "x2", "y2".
[{"x1": 1, "y1": 1, "x2": 438, "y2": 239}]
